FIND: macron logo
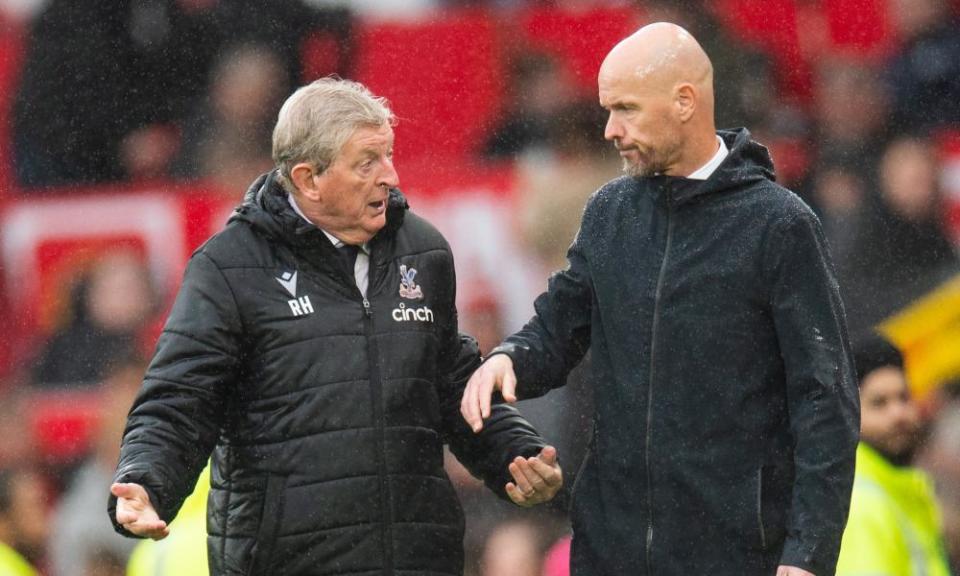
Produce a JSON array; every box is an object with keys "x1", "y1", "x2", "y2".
[
  {"x1": 277, "y1": 270, "x2": 313, "y2": 317},
  {"x1": 276, "y1": 270, "x2": 298, "y2": 297}
]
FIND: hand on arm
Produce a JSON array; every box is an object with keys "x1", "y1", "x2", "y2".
[
  {"x1": 110, "y1": 482, "x2": 169, "y2": 540},
  {"x1": 505, "y1": 445, "x2": 563, "y2": 507},
  {"x1": 460, "y1": 354, "x2": 516, "y2": 433}
]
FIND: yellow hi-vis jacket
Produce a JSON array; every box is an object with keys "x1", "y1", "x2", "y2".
[
  {"x1": 836, "y1": 443, "x2": 951, "y2": 576},
  {"x1": 126, "y1": 465, "x2": 210, "y2": 576},
  {"x1": 0, "y1": 542, "x2": 36, "y2": 576}
]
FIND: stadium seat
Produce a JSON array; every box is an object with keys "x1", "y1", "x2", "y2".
[
  {"x1": 517, "y1": 4, "x2": 641, "y2": 96},
  {"x1": 353, "y1": 8, "x2": 504, "y2": 163}
]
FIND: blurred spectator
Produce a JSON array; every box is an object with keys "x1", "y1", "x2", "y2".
[
  {"x1": 641, "y1": 0, "x2": 779, "y2": 130},
  {"x1": 886, "y1": 0, "x2": 960, "y2": 130},
  {"x1": 12, "y1": 0, "x2": 212, "y2": 188},
  {"x1": 172, "y1": 43, "x2": 290, "y2": 195},
  {"x1": 0, "y1": 467, "x2": 48, "y2": 572},
  {"x1": 917, "y1": 395, "x2": 960, "y2": 573},
  {"x1": 484, "y1": 51, "x2": 580, "y2": 160},
  {"x1": 836, "y1": 333, "x2": 952, "y2": 575},
  {"x1": 812, "y1": 57, "x2": 890, "y2": 182},
  {"x1": 47, "y1": 355, "x2": 145, "y2": 576},
  {"x1": 803, "y1": 158, "x2": 868, "y2": 269},
  {"x1": 31, "y1": 250, "x2": 158, "y2": 388},
  {"x1": 840, "y1": 135, "x2": 959, "y2": 333}
]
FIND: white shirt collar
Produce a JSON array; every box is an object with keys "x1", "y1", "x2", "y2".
[
  {"x1": 287, "y1": 192, "x2": 367, "y2": 251},
  {"x1": 686, "y1": 135, "x2": 729, "y2": 181}
]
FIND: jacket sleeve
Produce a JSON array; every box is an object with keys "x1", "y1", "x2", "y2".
[
  {"x1": 434, "y1": 250, "x2": 546, "y2": 500},
  {"x1": 108, "y1": 251, "x2": 242, "y2": 536},
  {"x1": 490, "y1": 210, "x2": 594, "y2": 399},
  {"x1": 766, "y1": 211, "x2": 860, "y2": 575}
]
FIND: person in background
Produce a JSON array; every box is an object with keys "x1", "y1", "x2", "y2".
[
  {"x1": 0, "y1": 467, "x2": 47, "y2": 575},
  {"x1": 835, "y1": 333, "x2": 951, "y2": 576},
  {"x1": 108, "y1": 77, "x2": 561, "y2": 575},
  {"x1": 839, "y1": 135, "x2": 958, "y2": 334},
  {"x1": 32, "y1": 250, "x2": 158, "y2": 388},
  {"x1": 462, "y1": 22, "x2": 859, "y2": 576},
  {"x1": 172, "y1": 42, "x2": 290, "y2": 196},
  {"x1": 47, "y1": 355, "x2": 145, "y2": 576}
]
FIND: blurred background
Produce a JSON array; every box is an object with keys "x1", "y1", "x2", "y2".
[{"x1": 0, "y1": 0, "x2": 959, "y2": 574}]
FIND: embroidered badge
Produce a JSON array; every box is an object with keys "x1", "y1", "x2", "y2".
[{"x1": 398, "y1": 265, "x2": 424, "y2": 300}]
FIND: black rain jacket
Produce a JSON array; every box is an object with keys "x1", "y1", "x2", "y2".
[
  {"x1": 109, "y1": 172, "x2": 545, "y2": 575},
  {"x1": 493, "y1": 129, "x2": 860, "y2": 576}
]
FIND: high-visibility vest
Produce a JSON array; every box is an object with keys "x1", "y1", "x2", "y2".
[
  {"x1": 126, "y1": 465, "x2": 210, "y2": 576},
  {"x1": 0, "y1": 542, "x2": 37, "y2": 576},
  {"x1": 836, "y1": 443, "x2": 952, "y2": 576}
]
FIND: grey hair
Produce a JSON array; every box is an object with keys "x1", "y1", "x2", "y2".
[{"x1": 272, "y1": 77, "x2": 394, "y2": 187}]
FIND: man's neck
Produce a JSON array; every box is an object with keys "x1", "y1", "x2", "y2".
[{"x1": 672, "y1": 131, "x2": 721, "y2": 178}]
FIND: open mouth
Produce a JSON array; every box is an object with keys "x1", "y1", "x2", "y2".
[{"x1": 368, "y1": 199, "x2": 386, "y2": 211}]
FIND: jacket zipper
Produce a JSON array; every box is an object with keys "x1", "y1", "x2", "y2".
[
  {"x1": 646, "y1": 198, "x2": 674, "y2": 574},
  {"x1": 363, "y1": 296, "x2": 393, "y2": 575}
]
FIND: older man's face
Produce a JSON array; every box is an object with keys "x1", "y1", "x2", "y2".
[{"x1": 313, "y1": 123, "x2": 398, "y2": 244}]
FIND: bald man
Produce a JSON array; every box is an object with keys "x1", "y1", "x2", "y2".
[{"x1": 462, "y1": 23, "x2": 859, "y2": 576}]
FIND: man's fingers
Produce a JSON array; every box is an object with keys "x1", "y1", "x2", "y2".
[
  {"x1": 509, "y1": 459, "x2": 536, "y2": 495},
  {"x1": 537, "y1": 445, "x2": 557, "y2": 466},
  {"x1": 478, "y1": 371, "x2": 496, "y2": 421},
  {"x1": 461, "y1": 372, "x2": 485, "y2": 433},
  {"x1": 505, "y1": 482, "x2": 531, "y2": 507},
  {"x1": 527, "y1": 452, "x2": 563, "y2": 488},
  {"x1": 501, "y1": 368, "x2": 517, "y2": 403}
]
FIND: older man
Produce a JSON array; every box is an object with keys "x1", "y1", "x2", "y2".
[
  {"x1": 109, "y1": 78, "x2": 561, "y2": 575},
  {"x1": 462, "y1": 23, "x2": 859, "y2": 576}
]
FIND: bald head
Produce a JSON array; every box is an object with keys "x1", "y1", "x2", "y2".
[
  {"x1": 598, "y1": 23, "x2": 718, "y2": 177},
  {"x1": 600, "y1": 22, "x2": 713, "y2": 102}
]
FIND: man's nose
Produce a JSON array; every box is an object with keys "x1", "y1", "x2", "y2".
[
  {"x1": 379, "y1": 156, "x2": 400, "y2": 188},
  {"x1": 604, "y1": 113, "x2": 622, "y2": 141}
]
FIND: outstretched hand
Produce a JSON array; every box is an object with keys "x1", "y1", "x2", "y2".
[
  {"x1": 461, "y1": 354, "x2": 517, "y2": 433},
  {"x1": 111, "y1": 482, "x2": 169, "y2": 540},
  {"x1": 505, "y1": 445, "x2": 563, "y2": 507}
]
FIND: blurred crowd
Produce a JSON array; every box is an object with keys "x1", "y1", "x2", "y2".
[{"x1": 0, "y1": 0, "x2": 959, "y2": 575}]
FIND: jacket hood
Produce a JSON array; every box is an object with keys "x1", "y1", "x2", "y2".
[
  {"x1": 647, "y1": 127, "x2": 777, "y2": 205},
  {"x1": 228, "y1": 170, "x2": 409, "y2": 245}
]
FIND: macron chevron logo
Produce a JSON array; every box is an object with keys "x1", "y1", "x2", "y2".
[{"x1": 276, "y1": 270, "x2": 298, "y2": 297}]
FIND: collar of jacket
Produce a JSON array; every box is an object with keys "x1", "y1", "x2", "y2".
[
  {"x1": 636, "y1": 127, "x2": 777, "y2": 206},
  {"x1": 230, "y1": 170, "x2": 409, "y2": 248}
]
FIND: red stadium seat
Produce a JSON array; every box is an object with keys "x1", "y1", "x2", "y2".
[
  {"x1": 713, "y1": 0, "x2": 813, "y2": 103},
  {"x1": 517, "y1": 4, "x2": 642, "y2": 96},
  {"x1": 28, "y1": 389, "x2": 102, "y2": 463},
  {"x1": 353, "y1": 8, "x2": 505, "y2": 164},
  {"x1": 823, "y1": 0, "x2": 895, "y2": 59}
]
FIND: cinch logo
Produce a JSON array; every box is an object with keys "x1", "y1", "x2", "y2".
[
  {"x1": 392, "y1": 303, "x2": 434, "y2": 323},
  {"x1": 288, "y1": 296, "x2": 314, "y2": 317}
]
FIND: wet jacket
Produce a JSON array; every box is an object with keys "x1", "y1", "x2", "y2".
[
  {"x1": 836, "y1": 443, "x2": 952, "y2": 576},
  {"x1": 493, "y1": 129, "x2": 860, "y2": 576},
  {"x1": 109, "y1": 172, "x2": 546, "y2": 575}
]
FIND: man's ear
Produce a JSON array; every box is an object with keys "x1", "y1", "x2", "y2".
[
  {"x1": 290, "y1": 162, "x2": 323, "y2": 202},
  {"x1": 675, "y1": 83, "x2": 696, "y2": 123}
]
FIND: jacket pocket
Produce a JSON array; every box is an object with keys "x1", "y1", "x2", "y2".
[{"x1": 247, "y1": 474, "x2": 287, "y2": 576}]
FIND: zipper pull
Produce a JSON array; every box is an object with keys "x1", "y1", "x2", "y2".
[{"x1": 362, "y1": 298, "x2": 372, "y2": 317}]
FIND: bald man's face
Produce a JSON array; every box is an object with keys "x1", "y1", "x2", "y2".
[{"x1": 599, "y1": 68, "x2": 683, "y2": 178}]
